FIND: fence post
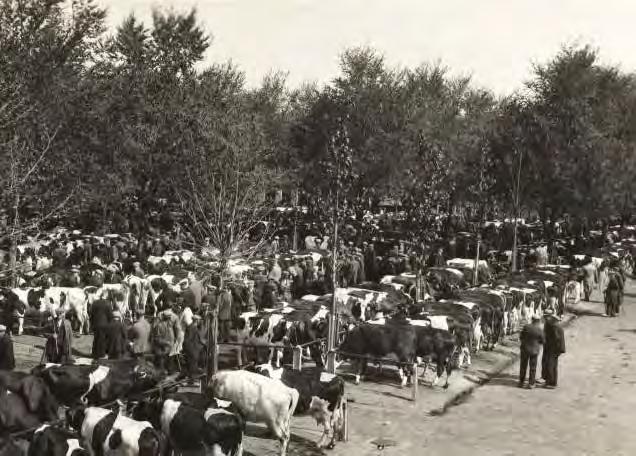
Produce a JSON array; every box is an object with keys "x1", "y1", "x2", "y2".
[
  {"x1": 292, "y1": 346, "x2": 302, "y2": 371},
  {"x1": 411, "y1": 363, "x2": 418, "y2": 402},
  {"x1": 327, "y1": 350, "x2": 337, "y2": 374}
]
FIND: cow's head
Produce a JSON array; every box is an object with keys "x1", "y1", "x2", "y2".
[
  {"x1": 27, "y1": 288, "x2": 46, "y2": 310},
  {"x1": 65, "y1": 406, "x2": 87, "y2": 431},
  {"x1": 270, "y1": 319, "x2": 288, "y2": 343},
  {"x1": 20, "y1": 375, "x2": 59, "y2": 422},
  {"x1": 129, "y1": 397, "x2": 163, "y2": 429},
  {"x1": 133, "y1": 361, "x2": 161, "y2": 390}
]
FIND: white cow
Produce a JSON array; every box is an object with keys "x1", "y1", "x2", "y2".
[
  {"x1": 41, "y1": 287, "x2": 90, "y2": 334},
  {"x1": 210, "y1": 370, "x2": 299, "y2": 456}
]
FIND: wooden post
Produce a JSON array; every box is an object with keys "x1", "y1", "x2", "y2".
[
  {"x1": 292, "y1": 346, "x2": 302, "y2": 371},
  {"x1": 411, "y1": 363, "x2": 419, "y2": 402},
  {"x1": 327, "y1": 350, "x2": 337, "y2": 374}
]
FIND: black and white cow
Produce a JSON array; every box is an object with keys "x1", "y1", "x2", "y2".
[
  {"x1": 29, "y1": 424, "x2": 88, "y2": 456},
  {"x1": 32, "y1": 359, "x2": 160, "y2": 406},
  {"x1": 338, "y1": 321, "x2": 417, "y2": 386},
  {"x1": 254, "y1": 365, "x2": 345, "y2": 449},
  {"x1": 131, "y1": 397, "x2": 244, "y2": 456},
  {"x1": 66, "y1": 405, "x2": 164, "y2": 456}
]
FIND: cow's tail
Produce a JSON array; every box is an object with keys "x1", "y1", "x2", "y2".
[{"x1": 288, "y1": 388, "x2": 299, "y2": 423}]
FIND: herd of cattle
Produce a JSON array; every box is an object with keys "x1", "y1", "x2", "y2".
[{"x1": 0, "y1": 229, "x2": 632, "y2": 455}]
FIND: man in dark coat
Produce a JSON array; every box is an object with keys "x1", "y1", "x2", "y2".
[
  {"x1": 183, "y1": 314, "x2": 205, "y2": 383},
  {"x1": 0, "y1": 325, "x2": 15, "y2": 370},
  {"x1": 518, "y1": 315, "x2": 544, "y2": 388},
  {"x1": 107, "y1": 311, "x2": 127, "y2": 359},
  {"x1": 542, "y1": 310, "x2": 566, "y2": 388},
  {"x1": 90, "y1": 297, "x2": 113, "y2": 359},
  {"x1": 605, "y1": 271, "x2": 622, "y2": 317},
  {"x1": 217, "y1": 288, "x2": 233, "y2": 343}
]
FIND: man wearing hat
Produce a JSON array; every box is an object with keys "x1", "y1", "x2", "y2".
[
  {"x1": 0, "y1": 324, "x2": 15, "y2": 370},
  {"x1": 541, "y1": 310, "x2": 566, "y2": 389},
  {"x1": 518, "y1": 314, "x2": 544, "y2": 389}
]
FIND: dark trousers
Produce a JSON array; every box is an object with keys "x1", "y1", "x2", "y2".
[
  {"x1": 519, "y1": 350, "x2": 538, "y2": 385},
  {"x1": 218, "y1": 320, "x2": 231, "y2": 343},
  {"x1": 92, "y1": 326, "x2": 108, "y2": 359},
  {"x1": 543, "y1": 353, "x2": 560, "y2": 386}
]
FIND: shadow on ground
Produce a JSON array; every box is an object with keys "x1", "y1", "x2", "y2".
[
  {"x1": 568, "y1": 307, "x2": 606, "y2": 318},
  {"x1": 244, "y1": 423, "x2": 326, "y2": 456},
  {"x1": 483, "y1": 372, "x2": 521, "y2": 388}
]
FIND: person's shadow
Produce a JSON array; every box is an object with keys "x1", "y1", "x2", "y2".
[{"x1": 483, "y1": 372, "x2": 522, "y2": 388}]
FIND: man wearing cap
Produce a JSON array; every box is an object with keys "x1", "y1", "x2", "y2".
[
  {"x1": 518, "y1": 314, "x2": 544, "y2": 389},
  {"x1": 541, "y1": 310, "x2": 566, "y2": 389},
  {"x1": 0, "y1": 324, "x2": 15, "y2": 370}
]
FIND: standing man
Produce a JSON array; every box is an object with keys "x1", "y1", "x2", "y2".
[
  {"x1": 183, "y1": 314, "x2": 205, "y2": 384},
  {"x1": 0, "y1": 325, "x2": 15, "y2": 370},
  {"x1": 518, "y1": 315, "x2": 544, "y2": 389},
  {"x1": 217, "y1": 287, "x2": 232, "y2": 343},
  {"x1": 128, "y1": 312, "x2": 151, "y2": 358},
  {"x1": 582, "y1": 257, "x2": 597, "y2": 302},
  {"x1": 542, "y1": 309, "x2": 566, "y2": 389},
  {"x1": 90, "y1": 296, "x2": 113, "y2": 359}
]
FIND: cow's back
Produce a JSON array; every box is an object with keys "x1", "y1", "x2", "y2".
[{"x1": 211, "y1": 371, "x2": 298, "y2": 423}]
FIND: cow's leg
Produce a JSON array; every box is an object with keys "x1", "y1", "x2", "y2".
[
  {"x1": 463, "y1": 346, "x2": 472, "y2": 367},
  {"x1": 397, "y1": 366, "x2": 407, "y2": 387},
  {"x1": 17, "y1": 314, "x2": 24, "y2": 336}
]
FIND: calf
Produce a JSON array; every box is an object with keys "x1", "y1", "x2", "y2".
[
  {"x1": 66, "y1": 406, "x2": 163, "y2": 456},
  {"x1": 29, "y1": 424, "x2": 88, "y2": 456},
  {"x1": 209, "y1": 370, "x2": 299, "y2": 456},
  {"x1": 131, "y1": 397, "x2": 243, "y2": 456},
  {"x1": 254, "y1": 365, "x2": 345, "y2": 449}
]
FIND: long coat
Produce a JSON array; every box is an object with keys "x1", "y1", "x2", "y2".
[
  {"x1": 520, "y1": 322, "x2": 545, "y2": 355},
  {"x1": 544, "y1": 320, "x2": 565, "y2": 355},
  {"x1": 57, "y1": 319, "x2": 74, "y2": 363}
]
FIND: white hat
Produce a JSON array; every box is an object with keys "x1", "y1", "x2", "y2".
[
  {"x1": 0, "y1": 325, "x2": 6, "y2": 332},
  {"x1": 112, "y1": 311, "x2": 122, "y2": 319}
]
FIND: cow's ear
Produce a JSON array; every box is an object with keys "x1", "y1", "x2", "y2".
[{"x1": 21, "y1": 376, "x2": 43, "y2": 413}]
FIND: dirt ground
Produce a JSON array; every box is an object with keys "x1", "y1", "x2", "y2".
[{"x1": 12, "y1": 282, "x2": 636, "y2": 456}]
